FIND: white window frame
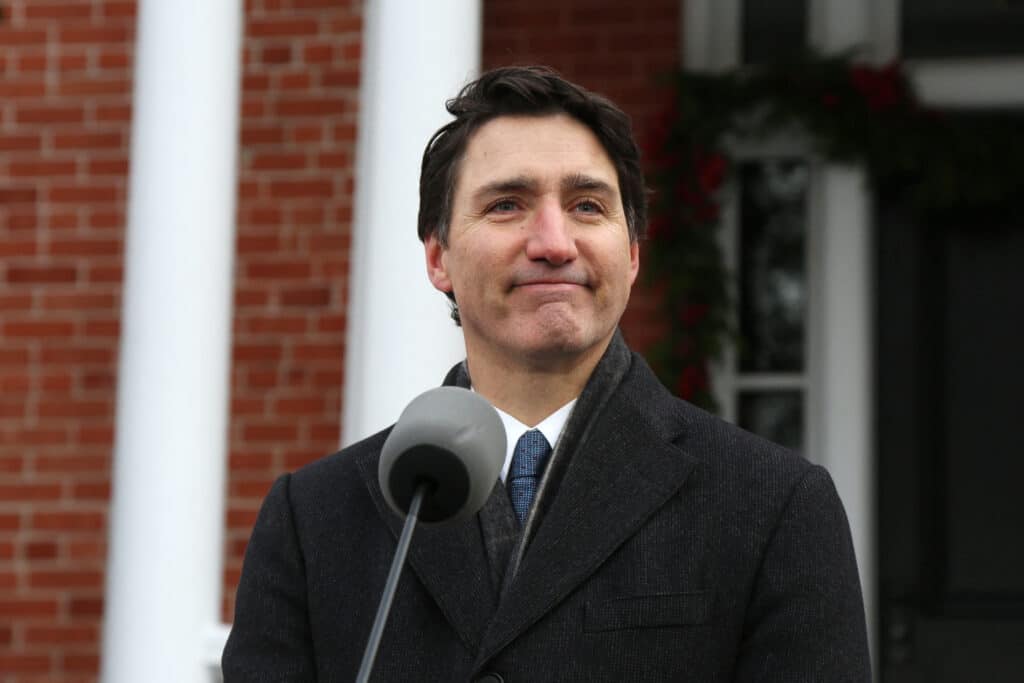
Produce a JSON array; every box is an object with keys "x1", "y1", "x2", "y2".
[
  {"x1": 682, "y1": 0, "x2": 879, "y2": 666},
  {"x1": 713, "y1": 137, "x2": 820, "y2": 462}
]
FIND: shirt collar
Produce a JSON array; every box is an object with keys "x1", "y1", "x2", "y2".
[{"x1": 493, "y1": 399, "x2": 577, "y2": 483}]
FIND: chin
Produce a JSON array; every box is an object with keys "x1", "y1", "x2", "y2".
[{"x1": 514, "y1": 321, "x2": 609, "y2": 364}]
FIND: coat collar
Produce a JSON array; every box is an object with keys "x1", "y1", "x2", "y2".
[
  {"x1": 357, "y1": 334, "x2": 698, "y2": 659},
  {"x1": 475, "y1": 353, "x2": 697, "y2": 662}
]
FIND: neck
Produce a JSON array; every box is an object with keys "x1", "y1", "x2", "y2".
[{"x1": 465, "y1": 337, "x2": 612, "y2": 426}]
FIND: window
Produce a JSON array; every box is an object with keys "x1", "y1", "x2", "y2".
[
  {"x1": 724, "y1": 159, "x2": 812, "y2": 453},
  {"x1": 902, "y1": 0, "x2": 1024, "y2": 59},
  {"x1": 742, "y1": 0, "x2": 808, "y2": 64}
]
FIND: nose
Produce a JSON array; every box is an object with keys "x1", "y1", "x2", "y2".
[{"x1": 524, "y1": 199, "x2": 578, "y2": 265}]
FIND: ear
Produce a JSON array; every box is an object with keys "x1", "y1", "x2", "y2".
[
  {"x1": 627, "y1": 240, "x2": 640, "y2": 286},
  {"x1": 424, "y1": 234, "x2": 453, "y2": 293}
]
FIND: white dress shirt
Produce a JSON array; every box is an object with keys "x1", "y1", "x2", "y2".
[{"x1": 492, "y1": 400, "x2": 576, "y2": 483}]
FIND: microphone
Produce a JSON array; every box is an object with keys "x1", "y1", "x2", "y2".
[
  {"x1": 379, "y1": 386, "x2": 506, "y2": 523},
  {"x1": 357, "y1": 387, "x2": 505, "y2": 683}
]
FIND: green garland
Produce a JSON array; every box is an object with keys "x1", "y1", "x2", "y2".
[{"x1": 644, "y1": 54, "x2": 1024, "y2": 411}]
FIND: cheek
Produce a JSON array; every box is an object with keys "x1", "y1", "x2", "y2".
[
  {"x1": 454, "y1": 239, "x2": 509, "y2": 282},
  {"x1": 587, "y1": 240, "x2": 636, "y2": 287},
  {"x1": 447, "y1": 247, "x2": 489, "y2": 295}
]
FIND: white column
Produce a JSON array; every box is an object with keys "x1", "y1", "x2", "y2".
[
  {"x1": 812, "y1": 164, "x2": 874, "y2": 625},
  {"x1": 343, "y1": 0, "x2": 479, "y2": 444},
  {"x1": 809, "y1": 0, "x2": 876, "y2": 665},
  {"x1": 101, "y1": 2, "x2": 242, "y2": 682}
]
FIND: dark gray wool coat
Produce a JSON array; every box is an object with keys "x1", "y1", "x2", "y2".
[{"x1": 223, "y1": 333, "x2": 871, "y2": 682}]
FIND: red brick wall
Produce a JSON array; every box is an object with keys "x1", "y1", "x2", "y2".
[
  {"x1": 223, "y1": 0, "x2": 362, "y2": 623},
  {"x1": 484, "y1": 0, "x2": 681, "y2": 352},
  {"x1": 1, "y1": 1, "x2": 133, "y2": 679},
  {"x1": 0, "y1": 1, "x2": 676, "y2": 681},
  {"x1": 0, "y1": 0, "x2": 361, "y2": 680}
]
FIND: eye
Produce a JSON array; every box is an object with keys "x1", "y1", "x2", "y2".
[
  {"x1": 488, "y1": 198, "x2": 520, "y2": 213},
  {"x1": 573, "y1": 198, "x2": 604, "y2": 215}
]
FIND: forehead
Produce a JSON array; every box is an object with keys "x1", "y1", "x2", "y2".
[{"x1": 453, "y1": 114, "x2": 619, "y2": 197}]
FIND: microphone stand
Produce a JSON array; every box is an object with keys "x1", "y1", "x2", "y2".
[{"x1": 355, "y1": 480, "x2": 430, "y2": 683}]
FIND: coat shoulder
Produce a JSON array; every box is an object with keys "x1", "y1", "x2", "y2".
[
  {"x1": 284, "y1": 427, "x2": 392, "y2": 517},
  {"x1": 620, "y1": 351, "x2": 822, "y2": 501}
]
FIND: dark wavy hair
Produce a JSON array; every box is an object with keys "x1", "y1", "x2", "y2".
[{"x1": 417, "y1": 65, "x2": 648, "y2": 247}]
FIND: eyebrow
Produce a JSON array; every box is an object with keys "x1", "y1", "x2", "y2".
[
  {"x1": 560, "y1": 173, "x2": 617, "y2": 197},
  {"x1": 472, "y1": 175, "x2": 539, "y2": 203},
  {"x1": 471, "y1": 173, "x2": 617, "y2": 203}
]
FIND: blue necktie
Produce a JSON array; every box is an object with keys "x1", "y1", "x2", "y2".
[{"x1": 508, "y1": 429, "x2": 552, "y2": 526}]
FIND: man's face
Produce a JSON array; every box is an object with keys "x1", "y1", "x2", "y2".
[{"x1": 425, "y1": 113, "x2": 639, "y2": 369}]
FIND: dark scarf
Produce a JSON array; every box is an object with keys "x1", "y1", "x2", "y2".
[{"x1": 442, "y1": 330, "x2": 634, "y2": 594}]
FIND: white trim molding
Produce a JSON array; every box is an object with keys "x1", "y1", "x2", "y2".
[
  {"x1": 682, "y1": 0, "x2": 741, "y2": 70},
  {"x1": 910, "y1": 59, "x2": 1024, "y2": 109}
]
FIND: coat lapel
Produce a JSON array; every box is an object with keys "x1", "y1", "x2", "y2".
[
  {"x1": 477, "y1": 481, "x2": 522, "y2": 593},
  {"x1": 476, "y1": 371, "x2": 698, "y2": 661},
  {"x1": 355, "y1": 452, "x2": 498, "y2": 652}
]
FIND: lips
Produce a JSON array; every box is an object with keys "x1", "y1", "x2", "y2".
[{"x1": 510, "y1": 269, "x2": 589, "y2": 289}]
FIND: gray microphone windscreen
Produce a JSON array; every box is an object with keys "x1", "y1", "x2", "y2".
[{"x1": 379, "y1": 387, "x2": 505, "y2": 524}]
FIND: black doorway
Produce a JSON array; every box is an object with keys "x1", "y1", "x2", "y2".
[{"x1": 876, "y1": 201, "x2": 1024, "y2": 682}]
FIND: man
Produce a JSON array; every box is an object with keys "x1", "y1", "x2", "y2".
[{"x1": 223, "y1": 66, "x2": 871, "y2": 681}]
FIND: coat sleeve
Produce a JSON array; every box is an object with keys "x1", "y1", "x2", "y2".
[
  {"x1": 733, "y1": 465, "x2": 872, "y2": 682},
  {"x1": 222, "y1": 474, "x2": 317, "y2": 682}
]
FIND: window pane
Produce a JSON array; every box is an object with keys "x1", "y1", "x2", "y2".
[
  {"x1": 738, "y1": 390, "x2": 804, "y2": 451},
  {"x1": 738, "y1": 160, "x2": 809, "y2": 373},
  {"x1": 742, "y1": 0, "x2": 808, "y2": 64},
  {"x1": 902, "y1": 0, "x2": 1024, "y2": 59}
]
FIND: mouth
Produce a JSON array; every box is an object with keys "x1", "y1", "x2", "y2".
[
  {"x1": 510, "y1": 271, "x2": 590, "y2": 290},
  {"x1": 511, "y1": 280, "x2": 589, "y2": 297},
  {"x1": 519, "y1": 280, "x2": 580, "y2": 288},
  {"x1": 509, "y1": 279, "x2": 591, "y2": 306}
]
